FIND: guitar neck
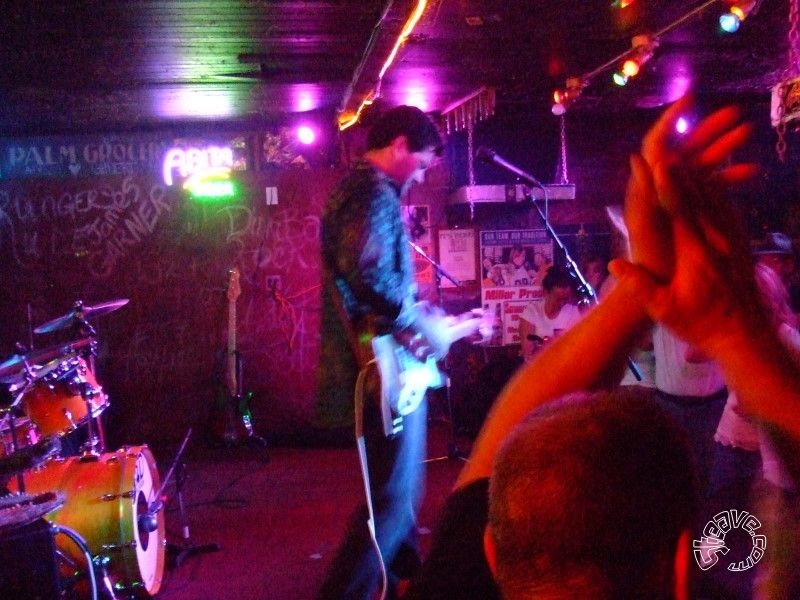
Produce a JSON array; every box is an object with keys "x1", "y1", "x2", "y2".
[
  {"x1": 446, "y1": 315, "x2": 483, "y2": 346},
  {"x1": 227, "y1": 299, "x2": 238, "y2": 396}
]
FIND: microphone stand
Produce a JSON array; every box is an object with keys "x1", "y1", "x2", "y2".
[
  {"x1": 522, "y1": 192, "x2": 641, "y2": 380},
  {"x1": 476, "y1": 151, "x2": 642, "y2": 381},
  {"x1": 155, "y1": 428, "x2": 221, "y2": 567},
  {"x1": 408, "y1": 242, "x2": 467, "y2": 462}
]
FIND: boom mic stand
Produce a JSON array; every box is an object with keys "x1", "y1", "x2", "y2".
[
  {"x1": 144, "y1": 428, "x2": 220, "y2": 568},
  {"x1": 409, "y1": 241, "x2": 468, "y2": 462},
  {"x1": 474, "y1": 147, "x2": 642, "y2": 382}
]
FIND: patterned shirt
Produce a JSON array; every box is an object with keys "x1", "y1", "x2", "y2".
[{"x1": 315, "y1": 160, "x2": 419, "y2": 428}]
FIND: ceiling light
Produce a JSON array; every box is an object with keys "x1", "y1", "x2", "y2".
[
  {"x1": 720, "y1": 0, "x2": 759, "y2": 33},
  {"x1": 611, "y1": 33, "x2": 658, "y2": 86}
]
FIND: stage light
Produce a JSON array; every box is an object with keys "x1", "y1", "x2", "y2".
[
  {"x1": 551, "y1": 77, "x2": 585, "y2": 115},
  {"x1": 676, "y1": 116, "x2": 689, "y2": 134},
  {"x1": 720, "y1": 0, "x2": 758, "y2": 33},
  {"x1": 297, "y1": 125, "x2": 316, "y2": 145}
]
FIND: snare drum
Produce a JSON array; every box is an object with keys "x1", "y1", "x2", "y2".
[
  {"x1": 22, "y1": 356, "x2": 108, "y2": 437},
  {"x1": 19, "y1": 445, "x2": 165, "y2": 597}
]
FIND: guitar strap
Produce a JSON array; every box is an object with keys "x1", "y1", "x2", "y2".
[
  {"x1": 330, "y1": 278, "x2": 391, "y2": 599},
  {"x1": 329, "y1": 277, "x2": 375, "y2": 369}
]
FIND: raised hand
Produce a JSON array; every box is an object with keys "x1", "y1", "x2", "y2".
[
  {"x1": 611, "y1": 96, "x2": 764, "y2": 356},
  {"x1": 626, "y1": 96, "x2": 759, "y2": 283}
]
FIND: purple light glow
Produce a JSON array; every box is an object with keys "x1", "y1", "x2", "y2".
[{"x1": 297, "y1": 126, "x2": 316, "y2": 145}]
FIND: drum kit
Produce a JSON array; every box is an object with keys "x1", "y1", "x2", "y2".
[{"x1": 0, "y1": 299, "x2": 165, "y2": 599}]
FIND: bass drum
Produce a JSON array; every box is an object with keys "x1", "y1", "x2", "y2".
[{"x1": 20, "y1": 445, "x2": 165, "y2": 597}]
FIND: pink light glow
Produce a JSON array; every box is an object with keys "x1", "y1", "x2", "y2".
[{"x1": 297, "y1": 126, "x2": 316, "y2": 145}]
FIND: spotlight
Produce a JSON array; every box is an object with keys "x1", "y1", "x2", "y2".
[{"x1": 297, "y1": 125, "x2": 316, "y2": 145}]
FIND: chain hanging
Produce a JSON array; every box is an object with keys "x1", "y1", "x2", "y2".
[
  {"x1": 776, "y1": 0, "x2": 800, "y2": 163},
  {"x1": 554, "y1": 114, "x2": 570, "y2": 184},
  {"x1": 441, "y1": 87, "x2": 496, "y2": 222},
  {"x1": 467, "y1": 121, "x2": 476, "y2": 221}
]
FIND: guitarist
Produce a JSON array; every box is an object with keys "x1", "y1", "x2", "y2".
[{"x1": 315, "y1": 106, "x2": 451, "y2": 600}]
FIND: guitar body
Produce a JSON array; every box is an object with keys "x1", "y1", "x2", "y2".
[
  {"x1": 210, "y1": 354, "x2": 255, "y2": 445},
  {"x1": 371, "y1": 307, "x2": 491, "y2": 436},
  {"x1": 372, "y1": 335, "x2": 445, "y2": 436}
]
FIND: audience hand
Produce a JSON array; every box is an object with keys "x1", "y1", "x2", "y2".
[
  {"x1": 612, "y1": 96, "x2": 762, "y2": 352},
  {"x1": 626, "y1": 96, "x2": 758, "y2": 284}
]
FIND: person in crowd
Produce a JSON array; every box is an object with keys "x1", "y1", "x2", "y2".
[
  {"x1": 314, "y1": 105, "x2": 449, "y2": 600},
  {"x1": 517, "y1": 265, "x2": 582, "y2": 362},
  {"x1": 486, "y1": 390, "x2": 695, "y2": 600},
  {"x1": 406, "y1": 94, "x2": 800, "y2": 599},
  {"x1": 580, "y1": 252, "x2": 609, "y2": 296}
]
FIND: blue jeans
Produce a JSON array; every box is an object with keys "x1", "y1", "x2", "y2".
[{"x1": 317, "y1": 367, "x2": 427, "y2": 600}]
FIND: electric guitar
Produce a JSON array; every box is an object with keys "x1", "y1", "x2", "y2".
[
  {"x1": 211, "y1": 267, "x2": 256, "y2": 444},
  {"x1": 371, "y1": 306, "x2": 492, "y2": 436}
]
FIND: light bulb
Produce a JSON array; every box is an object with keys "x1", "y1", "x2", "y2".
[
  {"x1": 622, "y1": 59, "x2": 640, "y2": 77},
  {"x1": 613, "y1": 72, "x2": 629, "y2": 86},
  {"x1": 719, "y1": 12, "x2": 741, "y2": 32}
]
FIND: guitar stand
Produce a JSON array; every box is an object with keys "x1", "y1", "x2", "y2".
[{"x1": 162, "y1": 429, "x2": 221, "y2": 568}]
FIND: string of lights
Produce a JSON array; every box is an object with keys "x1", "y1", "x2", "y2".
[{"x1": 552, "y1": 0, "x2": 762, "y2": 115}]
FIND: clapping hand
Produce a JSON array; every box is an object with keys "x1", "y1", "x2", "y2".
[{"x1": 610, "y1": 95, "x2": 764, "y2": 353}]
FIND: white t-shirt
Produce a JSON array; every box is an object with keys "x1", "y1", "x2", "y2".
[
  {"x1": 519, "y1": 299, "x2": 582, "y2": 339},
  {"x1": 652, "y1": 325, "x2": 725, "y2": 396}
]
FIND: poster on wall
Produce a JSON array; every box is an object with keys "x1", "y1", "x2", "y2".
[
  {"x1": 403, "y1": 204, "x2": 434, "y2": 284},
  {"x1": 480, "y1": 229, "x2": 553, "y2": 346},
  {"x1": 437, "y1": 229, "x2": 477, "y2": 288}
]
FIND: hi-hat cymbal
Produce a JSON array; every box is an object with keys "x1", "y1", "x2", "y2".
[
  {"x1": 0, "y1": 490, "x2": 65, "y2": 533},
  {"x1": 34, "y1": 298, "x2": 129, "y2": 334},
  {"x1": 0, "y1": 338, "x2": 93, "y2": 380}
]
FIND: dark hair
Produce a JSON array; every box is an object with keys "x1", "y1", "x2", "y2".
[
  {"x1": 541, "y1": 265, "x2": 575, "y2": 291},
  {"x1": 366, "y1": 105, "x2": 444, "y2": 155},
  {"x1": 488, "y1": 389, "x2": 696, "y2": 599}
]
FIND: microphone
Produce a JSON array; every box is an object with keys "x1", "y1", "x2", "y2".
[
  {"x1": 475, "y1": 147, "x2": 543, "y2": 187},
  {"x1": 138, "y1": 498, "x2": 163, "y2": 533}
]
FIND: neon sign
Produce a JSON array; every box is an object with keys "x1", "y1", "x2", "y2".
[
  {"x1": 182, "y1": 166, "x2": 236, "y2": 200},
  {"x1": 162, "y1": 145, "x2": 233, "y2": 186}
]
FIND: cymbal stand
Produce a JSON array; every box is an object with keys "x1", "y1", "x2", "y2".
[
  {"x1": 159, "y1": 428, "x2": 220, "y2": 567},
  {"x1": 76, "y1": 343, "x2": 103, "y2": 461}
]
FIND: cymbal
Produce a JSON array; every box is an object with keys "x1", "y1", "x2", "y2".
[
  {"x1": 0, "y1": 338, "x2": 93, "y2": 380},
  {"x1": 34, "y1": 298, "x2": 129, "y2": 334},
  {"x1": 0, "y1": 490, "x2": 65, "y2": 533},
  {"x1": 0, "y1": 436, "x2": 61, "y2": 480}
]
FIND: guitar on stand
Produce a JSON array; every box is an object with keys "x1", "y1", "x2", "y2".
[{"x1": 209, "y1": 267, "x2": 268, "y2": 457}]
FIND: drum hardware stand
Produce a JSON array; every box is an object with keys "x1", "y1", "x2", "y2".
[
  {"x1": 147, "y1": 428, "x2": 220, "y2": 568},
  {"x1": 77, "y1": 378, "x2": 103, "y2": 462}
]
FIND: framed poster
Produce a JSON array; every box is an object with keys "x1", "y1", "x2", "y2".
[
  {"x1": 403, "y1": 204, "x2": 433, "y2": 284},
  {"x1": 480, "y1": 229, "x2": 553, "y2": 345},
  {"x1": 437, "y1": 228, "x2": 477, "y2": 288}
]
